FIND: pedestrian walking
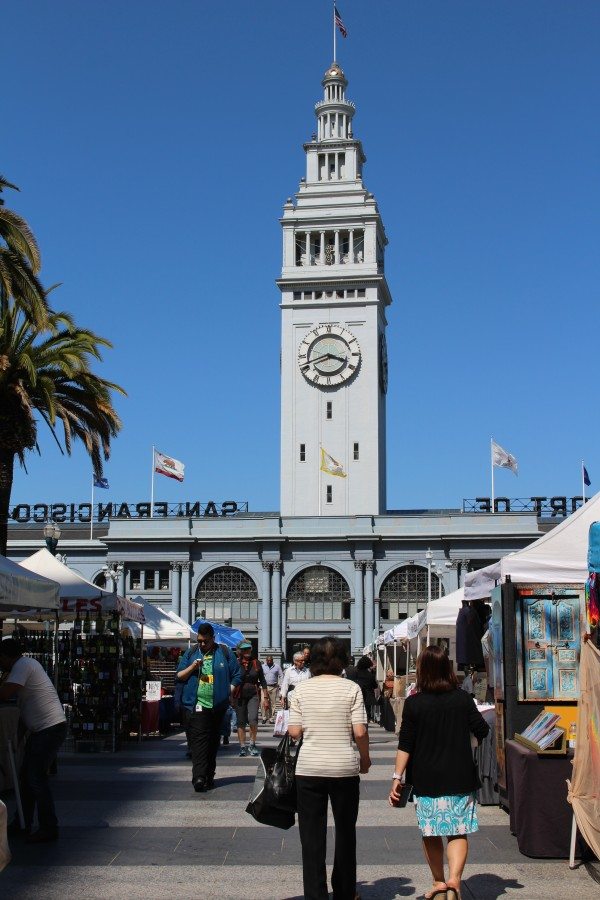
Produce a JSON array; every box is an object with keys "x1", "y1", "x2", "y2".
[
  {"x1": 279, "y1": 651, "x2": 311, "y2": 706},
  {"x1": 346, "y1": 655, "x2": 378, "y2": 722},
  {"x1": 261, "y1": 655, "x2": 282, "y2": 723},
  {"x1": 234, "y1": 642, "x2": 268, "y2": 756},
  {"x1": 389, "y1": 645, "x2": 490, "y2": 900},
  {"x1": 175, "y1": 635, "x2": 204, "y2": 757},
  {"x1": 0, "y1": 639, "x2": 67, "y2": 843},
  {"x1": 180, "y1": 623, "x2": 241, "y2": 793},
  {"x1": 288, "y1": 636, "x2": 371, "y2": 900}
]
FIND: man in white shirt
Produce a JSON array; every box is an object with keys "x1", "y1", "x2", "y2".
[
  {"x1": 279, "y1": 651, "x2": 311, "y2": 706},
  {"x1": 261, "y1": 655, "x2": 283, "y2": 724},
  {"x1": 0, "y1": 639, "x2": 67, "y2": 843}
]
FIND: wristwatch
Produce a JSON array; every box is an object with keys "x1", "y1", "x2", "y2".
[{"x1": 392, "y1": 772, "x2": 403, "y2": 780}]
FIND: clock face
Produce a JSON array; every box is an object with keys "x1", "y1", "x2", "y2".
[
  {"x1": 379, "y1": 332, "x2": 388, "y2": 394},
  {"x1": 298, "y1": 324, "x2": 360, "y2": 387}
]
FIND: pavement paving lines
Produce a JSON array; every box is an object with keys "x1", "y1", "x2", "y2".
[{"x1": 0, "y1": 725, "x2": 597, "y2": 899}]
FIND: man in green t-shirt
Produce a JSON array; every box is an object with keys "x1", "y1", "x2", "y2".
[{"x1": 185, "y1": 622, "x2": 241, "y2": 792}]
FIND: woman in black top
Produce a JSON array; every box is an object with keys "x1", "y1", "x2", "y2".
[
  {"x1": 347, "y1": 655, "x2": 378, "y2": 721},
  {"x1": 389, "y1": 646, "x2": 489, "y2": 900}
]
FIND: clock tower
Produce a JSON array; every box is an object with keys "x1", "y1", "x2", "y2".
[{"x1": 278, "y1": 63, "x2": 393, "y2": 516}]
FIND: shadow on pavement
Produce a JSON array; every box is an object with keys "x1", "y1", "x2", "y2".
[
  {"x1": 463, "y1": 873, "x2": 524, "y2": 898},
  {"x1": 359, "y1": 875, "x2": 414, "y2": 897}
]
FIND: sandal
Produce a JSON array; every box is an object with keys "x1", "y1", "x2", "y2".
[
  {"x1": 423, "y1": 886, "x2": 447, "y2": 899},
  {"x1": 446, "y1": 889, "x2": 461, "y2": 900}
]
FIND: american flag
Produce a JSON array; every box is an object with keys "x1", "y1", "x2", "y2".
[{"x1": 334, "y1": 6, "x2": 347, "y2": 39}]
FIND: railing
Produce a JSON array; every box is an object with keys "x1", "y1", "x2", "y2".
[
  {"x1": 315, "y1": 99, "x2": 355, "y2": 110},
  {"x1": 462, "y1": 497, "x2": 585, "y2": 517}
]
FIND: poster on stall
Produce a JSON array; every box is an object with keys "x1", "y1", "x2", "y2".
[{"x1": 145, "y1": 681, "x2": 161, "y2": 701}]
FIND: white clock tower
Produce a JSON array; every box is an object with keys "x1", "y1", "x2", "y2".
[{"x1": 278, "y1": 62, "x2": 393, "y2": 516}]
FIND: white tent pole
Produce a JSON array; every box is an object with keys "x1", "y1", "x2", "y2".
[
  {"x1": 393, "y1": 641, "x2": 397, "y2": 677},
  {"x1": 568, "y1": 813, "x2": 578, "y2": 869}
]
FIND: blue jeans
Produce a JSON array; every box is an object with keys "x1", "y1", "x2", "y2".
[{"x1": 21, "y1": 721, "x2": 67, "y2": 831}]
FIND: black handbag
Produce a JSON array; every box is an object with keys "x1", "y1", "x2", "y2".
[
  {"x1": 264, "y1": 733, "x2": 303, "y2": 812},
  {"x1": 245, "y1": 746, "x2": 296, "y2": 830}
]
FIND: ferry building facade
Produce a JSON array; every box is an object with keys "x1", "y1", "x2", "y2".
[{"x1": 7, "y1": 64, "x2": 544, "y2": 660}]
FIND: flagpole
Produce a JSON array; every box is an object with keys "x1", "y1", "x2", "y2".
[
  {"x1": 333, "y1": 0, "x2": 336, "y2": 61},
  {"x1": 490, "y1": 437, "x2": 495, "y2": 515},
  {"x1": 90, "y1": 475, "x2": 94, "y2": 541},
  {"x1": 582, "y1": 460, "x2": 586, "y2": 503},
  {"x1": 151, "y1": 445, "x2": 155, "y2": 519},
  {"x1": 318, "y1": 445, "x2": 322, "y2": 516}
]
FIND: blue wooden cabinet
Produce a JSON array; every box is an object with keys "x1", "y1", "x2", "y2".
[{"x1": 515, "y1": 585, "x2": 582, "y2": 701}]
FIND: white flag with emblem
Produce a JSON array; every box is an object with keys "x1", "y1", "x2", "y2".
[
  {"x1": 154, "y1": 449, "x2": 185, "y2": 482},
  {"x1": 491, "y1": 440, "x2": 518, "y2": 475},
  {"x1": 320, "y1": 447, "x2": 347, "y2": 478}
]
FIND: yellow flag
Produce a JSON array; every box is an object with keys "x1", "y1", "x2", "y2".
[{"x1": 320, "y1": 447, "x2": 347, "y2": 478}]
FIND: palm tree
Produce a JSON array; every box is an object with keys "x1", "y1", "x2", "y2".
[
  {"x1": 0, "y1": 299, "x2": 125, "y2": 554},
  {"x1": 0, "y1": 175, "x2": 49, "y2": 327}
]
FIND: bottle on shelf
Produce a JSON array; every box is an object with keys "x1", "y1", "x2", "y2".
[{"x1": 568, "y1": 722, "x2": 577, "y2": 749}]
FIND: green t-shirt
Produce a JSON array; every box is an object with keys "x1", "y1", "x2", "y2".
[{"x1": 196, "y1": 651, "x2": 214, "y2": 709}]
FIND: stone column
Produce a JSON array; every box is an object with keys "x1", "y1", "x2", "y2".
[
  {"x1": 117, "y1": 562, "x2": 126, "y2": 598},
  {"x1": 349, "y1": 229, "x2": 354, "y2": 263},
  {"x1": 170, "y1": 562, "x2": 181, "y2": 617},
  {"x1": 334, "y1": 230, "x2": 340, "y2": 265},
  {"x1": 261, "y1": 563, "x2": 272, "y2": 653},
  {"x1": 271, "y1": 561, "x2": 282, "y2": 652},
  {"x1": 180, "y1": 562, "x2": 192, "y2": 623},
  {"x1": 364, "y1": 561, "x2": 375, "y2": 643},
  {"x1": 353, "y1": 562, "x2": 364, "y2": 652},
  {"x1": 305, "y1": 231, "x2": 310, "y2": 265},
  {"x1": 319, "y1": 231, "x2": 325, "y2": 265}
]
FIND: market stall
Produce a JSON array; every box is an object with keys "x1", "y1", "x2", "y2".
[{"x1": 18, "y1": 549, "x2": 145, "y2": 751}]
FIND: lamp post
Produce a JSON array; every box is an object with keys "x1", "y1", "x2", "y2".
[
  {"x1": 425, "y1": 548, "x2": 433, "y2": 644},
  {"x1": 102, "y1": 562, "x2": 123, "y2": 594},
  {"x1": 43, "y1": 522, "x2": 61, "y2": 556}
]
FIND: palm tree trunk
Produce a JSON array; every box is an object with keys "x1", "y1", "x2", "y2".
[{"x1": 0, "y1": 449, "x2": 15, "y2": 556}]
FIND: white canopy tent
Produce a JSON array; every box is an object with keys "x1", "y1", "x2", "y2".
[
  {"x1": 0, "y1": 554, "x2": 59, "y2": 612},
  {"x1": 19, "y1": 549, "x2": 144, "y2": 622},
  {"x1": 464, "y1": 491, "x2": 600, "y2": 598},
  {"x1": 123, "y1": 598, "x2": 193, "y2": 643}
]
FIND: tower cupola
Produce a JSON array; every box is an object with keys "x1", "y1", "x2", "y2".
[{"x1": 316, "y1": 62, "x2": 355, "y2": 141}]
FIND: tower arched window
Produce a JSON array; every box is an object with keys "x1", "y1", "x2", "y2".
[
  {"x1": 287, "y1": 566, "x2": 351, "y2": 621},
  {"x1": 379, "y1": 566, "x2": 444, "y2": 622},
  {"x1": 93, "y1": 573, "x2": 107, "y2": 589},
  {"x1": 195, "y1": 567, "x2": 258, "y2": 623}
]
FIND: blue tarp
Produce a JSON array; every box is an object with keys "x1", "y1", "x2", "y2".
[{"x1": 190, "y1": 618, "x2": 245, "y2": 648}]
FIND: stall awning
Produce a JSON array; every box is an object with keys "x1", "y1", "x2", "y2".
[
  {"x1": 19, "y1": 549, "x2": 144, "y2": 623},
  {"x1": 464, "y1": 565, "x2": 501, "y2": 601},
  {"x1": 0, "y1": 553, "x2": 59, "y2": 612},
  {"x1": 124, "y1": 599, "x2": 193, "y2": 641}
]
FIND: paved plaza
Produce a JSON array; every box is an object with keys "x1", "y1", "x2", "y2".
[{"x1": 1, "y1": 726, "x2": 598, "y2": 899}]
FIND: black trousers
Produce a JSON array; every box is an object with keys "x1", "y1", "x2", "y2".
[
  {"x1": 21, "y1": 722, "x2": 67, "y2": 831},
  {"x1": 296, "y1": 775, "x2": 360, "y2": 900},
  {"x1": 180, "y1": 706, "x2": 193, "y2": 750},
  {"x1": 187, "y1": 705, "x2": 227, "y2": 783}
]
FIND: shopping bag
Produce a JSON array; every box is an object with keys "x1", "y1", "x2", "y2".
[
  {"x1": 264, "y1": 734, "x2": 303, "y2": 812},
  {"x1": 245, "y1": 748, "x2": 296, "y2": 830},
  {"x1": 0, "y1": 800, "x2": 11, "y2": 871},
  {"x1": 272, "y1": 709, "x2": 289, "y2": 737}
]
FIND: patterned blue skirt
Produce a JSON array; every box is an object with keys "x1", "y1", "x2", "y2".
[{"x1": 414, "y1": 793, "x2": 479, "y2": 837}]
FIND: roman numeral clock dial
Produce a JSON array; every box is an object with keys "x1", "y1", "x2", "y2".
[{"x1": 298, "y1": 324, "x2": 361, "y2": 386}]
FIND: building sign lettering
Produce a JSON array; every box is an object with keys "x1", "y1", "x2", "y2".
[
  {"x1": 9, "y1": 500, "x2": 247, "y2": 524},
  {"x1": 463, "y1": 496, "x2": 585, "y2": 517}
]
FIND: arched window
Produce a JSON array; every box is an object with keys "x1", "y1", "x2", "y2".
[
  {"x1": 195, "y1": 567, "x2": 258, "y2": 623},
  {"x1": 93, "y1": 573, "x2": 107, "y2": 590},
  {"x1": 287, "y1": 566, "x2": 351, "y2": 621},
  {"x1": 380, "y1": 566, "x2": 444, "y2": 622}
]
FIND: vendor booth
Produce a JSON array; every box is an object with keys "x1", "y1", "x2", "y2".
[
  {"x1": 463, "y1": 494, "x2": 600, "y2": 856},
  {"x1": 17, "y1": 549, "x2": 145, "y2": 751}
]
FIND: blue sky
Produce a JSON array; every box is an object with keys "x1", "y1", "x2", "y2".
[{"x1": 3, "y1": 1, "x2": 600, "y2": 513}]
